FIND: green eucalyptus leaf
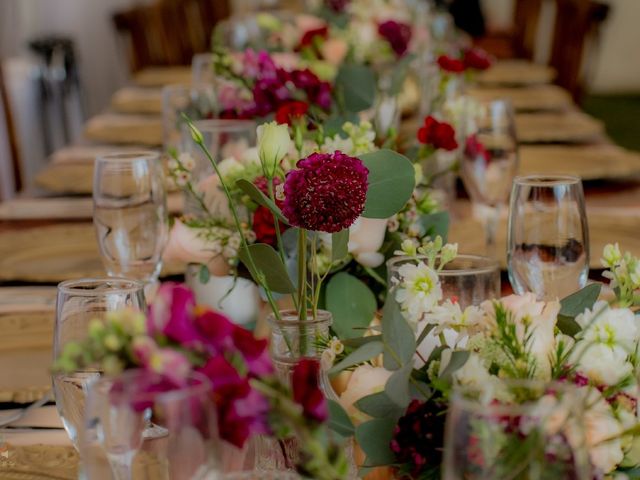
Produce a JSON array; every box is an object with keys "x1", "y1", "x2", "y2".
[
  {"x1": 439, "y1": 350, "x2": 471, "y2": 381},
  {"x1": 384, "y1": 363, "x2": 413, "y2": 408},
  {"x1": 342, "y1": 334, "x2": 382, "y2": 348},
  {"x1": 326, "y1": 273, "x2": 377, "y2": 339},
  {"x1": 389, "y1": 54, "x2": 416, "y2": 96},
  {"x1": 381, "y1": 298, "x2": 416, "y2": 370},
  {"x1": 238, "y1": 243, "x2": 295, "y2": 294},
  {"x1": 328, "y1": 399, "x2": 355, "y2": 438},
  {"x1": 355, "y1": 418, "x2": 397, "y2": 465},
  {"x1": 323, "y1": 113, "x2": 360, "y2": 137},
  {"x1": 559, "y1": 283, "x2": 601, "y2": 318},
  {"x1": 236, "y1": 178, "x2": 288, "y2": 223},
  {"x1": 355, "y1": 391, "x2": 404, "y2": 419},
  {"x1": 198, "y1": 264, "x2": 210, "y2": 284},
  {"x1": 416, "y1": 323, "x2": 435, "y2": 347},
  {"x1": 332, "y1": 229, "x2": 349, "y2": 262},
  {"x1": 335, "y1": 64, "x2": 376, "y2": 112},
  {"x1": 329, "y1": 341, "x2": 384, "y2": 375},
  {"x1": 359, "y1": 149, "x2": 415, "y2": 219},
  {"x1": 419, "y1": 211, "x2": 450, "y2": 242},
  {"x1": 557, "y1": 315, "x2": 582, "y2": 337}
]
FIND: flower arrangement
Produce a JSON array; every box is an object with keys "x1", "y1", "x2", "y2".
[
  {"x1": 327, "y1": 243, "x2": 640, "y2": 478},
  {"x1": 54, "y1": 283, "x2": 349, "y2": 479}
]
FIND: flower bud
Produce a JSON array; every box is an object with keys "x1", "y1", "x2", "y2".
[
  {"x1": 257, "y1": 122, "x2": 291, "y2": 178},
  {"x1": 602, "y1": 243, "x2": 622, "y2": 267}
]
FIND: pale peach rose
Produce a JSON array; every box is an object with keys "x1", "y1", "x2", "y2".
[
  {"x1": 196, "y1": 175, "x2": 234, "y2": 222},
  {"x1": 348, "y1": 217, "x2": 388, "y2": 267},
  {"x1": 272, "y1": 52, "x2": 301, "y2": 71},
  {"x1": 339, "y1": 365, "x2": 393, "y2": 423},
  {"x1": 321, "y1": 38, "x2": 349, "y2": 66},
  {"x1": 163, "y1": 219, "x2": 230, "y2": 277}
]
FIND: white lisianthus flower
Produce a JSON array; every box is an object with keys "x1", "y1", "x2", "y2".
[
  {"x1": 349, "y1": 217, "x2": 387, "y2": 268},
  {"x1": 217, "y1": 157, "x2": 244, "y2": 179},
  {"x1": 257, "y1": 122, "x2": 291, "y2": 178},
  {"x1": 339, "y1": 365, "x2": 393, "y2": 423},
  {"x1": 451, "y1": 352, "x2": 506, "y2": 403},
  {"x1": 576, "y1": 301, "x2": 639, "y2": 352},
  {"x1": 429, "y1": 300, "x2": 484, "y2": 335},
  {"x1": 573, "y1": 342, "x2": 633, "y2": 386},
  {"x1": 395, "y1": 261, "x2": 443, "y2": 324}
]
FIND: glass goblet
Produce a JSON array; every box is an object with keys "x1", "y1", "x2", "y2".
[
  {"x1": 507, "y1": 174, "x2": 589, "y2": 300},
  {"x1": 93, "y1": 151, "x2": 169, "y2": 284},
  {"x1": 460, "y1": 98, "x2": 519, "y2": 259},
  {"x1": 52, "y1": 278, "x2": 145, "y2": 450}
]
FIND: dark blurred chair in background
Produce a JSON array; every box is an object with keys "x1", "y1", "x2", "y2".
[
  {"x1": 0, "y1": 63, "x2": 22, "y2": 194},
  {"x1": 113, "y1": 0, "x2": 230, "y2": 72}
]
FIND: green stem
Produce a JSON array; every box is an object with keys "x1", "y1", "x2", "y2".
[
  {"x1": 186, "y1": 116, "x2": 281, "y2": 321},
  {"x1": 267, "y1": 179, "x2": 287, "y2": 265},
  {"x1": 298, "y1": 229, "x2": 308, "y2": 322},
  {"x1": 363, "y1": 266, "x2": 387, "y2": 287},
  {"x1": 186, "y1": 183, "x2": 213, "y2": 217}
]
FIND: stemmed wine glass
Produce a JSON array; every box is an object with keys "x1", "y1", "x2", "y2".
[
  {"x1": 81, "y1": 370, "x2": 218, "y2": 480},
  {"x1": 52, "y1": 278, "x2": 145, "y2": 450},
  {"x1": 507, "y1": 175, "x2": 589, "y2": 300},
  {"x1": 460, "y1": 98, "x2": 519, "y2": 259},
  {"x1": 93, "y1": 151, "x2": 169, "y2": 286}
]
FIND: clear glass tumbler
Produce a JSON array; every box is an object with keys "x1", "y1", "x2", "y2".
[{"x1": 507, "y1": 175, "x2": 589, "y2": 300}]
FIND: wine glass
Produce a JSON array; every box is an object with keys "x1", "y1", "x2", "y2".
[
  {"x1": 93, "y1": 152, "x2": 169, "y2": 285},
  {"x1": 81, "y1": 369, "x2": 218, "y2": 480},
  {"x1": 443, "y1": 379, "x2": 593, "y2": 480},
  {"x1": 460, "y1": 98, "x2": 519, "y2": 259},
  {"x1": 52, "y1": 278, "x2": 145, "y2": 449},
  {"x1": 507, "y1": 175, "x2": 589, "y2": 300}
]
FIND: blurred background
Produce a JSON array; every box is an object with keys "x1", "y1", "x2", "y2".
[{"x1": 0, "y1": 0, "x2": 638, "y2": 200}]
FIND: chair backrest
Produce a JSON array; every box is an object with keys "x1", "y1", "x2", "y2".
[
  {"x1": 550, "y1": 0, "x2": 610, "y2": 102},
  {"x1": 512, "y1": 0, "x2": 544, "y2": 60},
  {"x1": 0, "y1": 63, "x2": 22, "y2": 195},
  {"x1": 113, "y1": 0, "x2": 231, "y2": 72}
]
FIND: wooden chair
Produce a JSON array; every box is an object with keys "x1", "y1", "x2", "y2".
[
  {"x1": 512, "y1": 0, "x2": 544, "y2": 60},
  {"x1": 113, "y1": 0, "x2": 231, "y2": 72},
  {"x1": 549, "y1": 0, "x2": 610, "y2": 102},
  {"x1": 0, "y1": 63, "x2": 22, "y2": 194}
]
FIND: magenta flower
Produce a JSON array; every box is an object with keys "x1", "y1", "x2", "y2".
[
  {"x1": 282, "y1": 151, "x2": 369, "y2": 233},
  {"x1": 231, "y1": 326, "x2": 274, "y2": 376},
  {"x1": 378, "y1": 20, "x2": 413, "y2": 57},
  {"x1": 147, "y1": 283, "x2": 201, "y2": 346},
  {"x1": 291, "y1": 359, "x2": 328, "y2": 422}
]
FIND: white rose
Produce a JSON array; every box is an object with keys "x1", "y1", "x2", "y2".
[
  {"x1": 257, "y1": 122, "x2": 291, "y2": 178},
  {"x1": 217, "y1": 157, "x2": 244, "y2": 178},
  {"x1": 339, "y1": 365, "x2": 393, "y2": 423}
]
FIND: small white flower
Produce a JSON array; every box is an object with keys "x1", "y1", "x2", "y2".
[
  {"x1": 602, "y1": 243, "x2": 622, "y2": 268},
  {"x1": 176, "y1": 170, "x2": 191, "y2": 187},
  {"x1": 329, "y1": 336, "x2": 344, "y2": 355},
  {"x1": 395, "y1": 238, "x2": 418, "y2": 257},
  {"x1": 167, "y1": 158, "x2": 179, "y2": 171},
  {"x1": 227, "y1": 234, "x2": 241, "y2": 250},
  {"x1": 178, "y1": 152, "x2": 196, "y2": 171},
  {"x1": 395, "y1": 261, "x2": 443, "y2": 323},
  {"x1": 440, "y1": 243, "x2": 458, "y2": 266},
  {"x1": 387, "y1": 216, "x2": 399, "y2": 232}
]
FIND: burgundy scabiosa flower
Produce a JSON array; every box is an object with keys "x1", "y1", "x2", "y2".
[
  {"x1": 378, "y1": 20, "x2": 413, "y2": 57},
  {"x1": 282, "y1": 151, "x2": 369, "y2": 233},
  {"x1": 292, "y1": 358, "x2": 328, "y2": 422},
  {"x1": 437, "y1": 54, "x2": 465, "y2": 73}
]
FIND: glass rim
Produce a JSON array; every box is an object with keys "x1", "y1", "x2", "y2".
[
  {"x1": 220, "y1": 471, "x2": 300, "y2": 480},
  {"x1": 451, "y1": 379, "x2": 582, "y2": 416},
  {"x1": 57, "y1": 278, "x2": 144, "y2": 296},
  {"x1": 386, "y1": 254, "x2": 500, "y2": 276},
  {"x1": 93, "y1": 369, "x2": 212, "y2": 403},
  {"x1": 267, "y1": 309, "x2": 332, "y2": 327},
  {"x1": 513, "y1": 174, "x2": 581, "y2": 187},
  {"x1": 95, "y1": 151, "x2": 159, "y2": 163},
  {"x1": 191, "y1": 118, "x2": 257, "y2": 132}
]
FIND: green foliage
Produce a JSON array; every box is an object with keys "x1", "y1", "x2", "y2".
[
  {"x1": 355, "y1": 418, "x2": 398, "y2": 466},
  {"x1": 389, "y1": 54, "x2": 416, "y2": 96},
  {"x1": 439, "y1": 350, "x2": 470, "y2": 381},
  {"x1": 236, "y1": 178, "x2": 288, "y2": 223},
  {"x1": 419, "y1": 211, "x2": 450, "y2": 243},
  {"x1": 328, "y1": 399, "x2": 355, "y2": 438},
  {"x1": 328, "y1": 341, "x2": 384, "y2": 375},
  {"x1": 355, "y1": 391, "x2": 404, "y2": 419},
  {"x1": 556, "y1": 284, "x2": 601, "y2": 336},
  {"x1": 381, "y1": 298, "x2": 416, "y2": 370},
  {"x1": 492, "y1": 303, "x2": 537, "y2": 379},
  {"x1": 331, "y1": 229, "x2": 349, "y2": 262},
  {"x1": 359, "y1": 149, "x2": 415, "y2": 219},
  {"x1": 325, "y1": 273, "x2": 377, "y2": 339},
  {"x1": 239, "y1": 243, "x2": 296, "y2": 294},
  {"x1": 198, "y1": 264, "x2": 210, "y2": 284},
  {"x1": 334, "y1": 64, "x2": 376, "y2": 112},
  {"x1": 385, "y1": 363, "x2": 413, "y2": 408}
]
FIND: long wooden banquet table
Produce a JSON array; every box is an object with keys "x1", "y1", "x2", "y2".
[{"x1": 1, "y1": 59, "x2": 640, "y2": 477}]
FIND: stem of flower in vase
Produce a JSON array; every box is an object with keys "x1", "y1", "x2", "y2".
[{"x1": 297, "y1": 229, "x2": 308, "y2": 355}]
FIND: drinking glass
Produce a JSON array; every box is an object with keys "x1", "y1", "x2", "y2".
[
  {"x1": 387, "y1": 254, "x2": 501, "y2": 309},
  {"x1": 52, "y1": 278, "x2": 145, "y2": 449},
  {"x1": 460, "y1": 99, "x2": 519, "y2": 258},
  {"x1": 81, "y1": 369, "x2": 218, "y2": 480},
  {"x1": 443, "y1": 380, "x2": 593, "y2": 480},
  {"x1": 93, "y1": 152, "x2": 169, "y2": 284},
  {"x1": 222, "y1": 472, "x2": 300, "y2": 480},
  {"x1": 507, "y1": 175, "x2": 589, "y2": 300},
  {"x1": 162, "y1": 83, "x2": 217, "y2": 153}
]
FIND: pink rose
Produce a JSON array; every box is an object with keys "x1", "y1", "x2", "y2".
[{"x1": 320, "y1": 38, "x2": 349, "y2": 66}]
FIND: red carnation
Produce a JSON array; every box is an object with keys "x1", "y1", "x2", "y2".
[
  {"x1": 463, "y1": 48, "x2": 492, "y2": 71},
  {"x1": 299, "y1": 25, "x2": 329, "y2": 49},
  {"x1": 325, "y1": 0, "x2": 349, "y2": 12},
  {"x1": 437, "y1": 54, "x2": 465, "y2": 73},
  {"x1": 291, "y1": 358, "x2": 328, "y2": 423},
  {"x1": 464, "y1": 134, "x2": 490, "y2": 164},
  {"x1": 417, "y1": 116, "x2": 458, "y2": 151},
  {"x1": 282, "y1": 151, "x2": 369, "y2": 233},
  {"x1": 275, "y1": 100, "x2": 309, "y2": 126},
  {"x1": 378, "y1": 20, "x2": 413, "y2": 57},
  {"x1": 251, "y1": 177, "x2": 288, "y2": 246}
]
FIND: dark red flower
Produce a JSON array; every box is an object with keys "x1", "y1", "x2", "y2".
[
  {"x1": 464, "y1": 134, "x2": 490, "y2": 163},
  {"x1": 290, "y1": 69, "x2": 332, "y2": 111},
  {"x1": 275, "y1": 100, "x2": 309, "y2": 126},
  {"x1": 437, "y1": 54, "x2": 465, "y2": 73},
  {"x1": 299, "y1": 25, "x2": 329, "y2": 49},
  {"x1": 378, "y1": 20, "x2": 413, "y2": 57},
  {"x1": 291, "y1": 358, "x2": 328, "y2": 423},
  {"x1": 251, "y1": 176, "x2": 289, "y2": 245},
  {"x1": 325, "y1": 0, "x2": 349, "y2": 12},
  {"x1": 417, "y1": 116, "x2": 458, "y2": 151},
  {"x1": 282, "y1": 151, "x2": 369, "y2": 233},
  {"x1": 463, "y1": 48, "x2": 492, "y2": 71},
  {"x1": 231, "y1": 325, "x2": 273, "y2": 376}
]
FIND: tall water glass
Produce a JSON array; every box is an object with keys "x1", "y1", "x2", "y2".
[
  {"x1": 507, "y1": 175, "x2": 589, "y2": 300},
  {"x1": 387, "y1": 254, "x2": 500, "y2": 309},
  {"x1": 460, "y1": 99, "x2": 518, "y2": 258},
  {"x1": 52, "y1": 278, "x2": 145, "y2": 449},
  {"x1": 93, "y1": 152, "x2": 169, "y2": 284},
  {"x1": 443, "y1": 380, "x2": 593, "y2": 480},
  {"x1": 81, "y1": 370, "x2": 218, "y2": 480}
]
